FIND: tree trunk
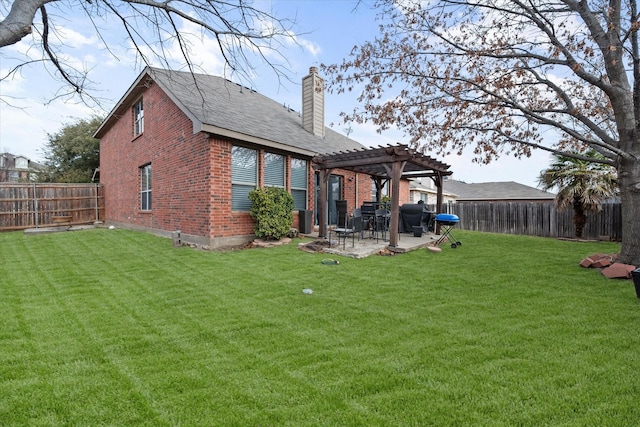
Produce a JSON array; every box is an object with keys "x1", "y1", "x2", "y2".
[
  {"x1": 573, "y1": 214, "x2": 586, "y2": 238},
  {"x1": 617, "y1": 154, "x2": 640, "y2": 266},
  {"x1": 572, "y1": 200, "x2": 586, "y2": 239}
]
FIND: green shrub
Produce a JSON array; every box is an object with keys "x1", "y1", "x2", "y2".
[{"x1": 248, "y1": 187, "x2": 294, "y2": 240}]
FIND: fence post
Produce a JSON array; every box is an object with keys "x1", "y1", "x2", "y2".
[
  {"x1": 32, "y1": 183, "x2": 39, "y2": 228},
  {"x1": 94, "y1": 183, "x2": 99, "y2": 223}
]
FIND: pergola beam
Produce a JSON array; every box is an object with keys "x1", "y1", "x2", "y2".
[{"x1": 313, "y1": 145, "x2": 450, "y2": 174}]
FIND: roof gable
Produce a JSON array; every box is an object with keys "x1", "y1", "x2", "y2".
[{"x1": 96, "y1": 67, "x2": 364, "y2": 156}]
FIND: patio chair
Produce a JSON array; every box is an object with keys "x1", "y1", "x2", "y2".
[
  {"x1": 352, "y1": 209, "x2": 364, "y2": 240},
  {"x1": 374, "y1": 208, "x2": 389, "y2": 242},
  {"x1": 331, "y1": 213, "x2": 362, "y2": 250},
  {"x1": 360, "y1": 202, "x2": 376, "y2": 237}
]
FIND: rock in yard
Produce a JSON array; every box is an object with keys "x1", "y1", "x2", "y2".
[
  {"x1": 580, "y1": 253, "x2": 616, "y2": 268},
  {"x1": 601, "y1": 263, "x2": 637, "y2": 279}
]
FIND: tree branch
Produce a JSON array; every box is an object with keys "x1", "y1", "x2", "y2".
[
  {"x1": 1, "y1": 0, "x2": 299, "y2": 107},
  {"x1": 39, "y1": 5, "x2": 83, "y2": 94}
]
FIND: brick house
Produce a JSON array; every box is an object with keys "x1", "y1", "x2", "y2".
[
  {"x1": 409, "y1": 177, "x2": 458, "y2": 208},
  {"x1": 95, "y1": 66, "x2": 412, "y2": 248}
]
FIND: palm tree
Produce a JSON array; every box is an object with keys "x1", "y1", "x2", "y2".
[{"x1": 538, "y1": 150, "x2": 618, "y2": 238}]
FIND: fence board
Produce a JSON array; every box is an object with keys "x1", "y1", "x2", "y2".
[
  {"x1": 0, "y1": 183, "x2": 104, "y2": 231},
  {"x1": 448, "y1": 201, "x2": 621, "y2": 240}
]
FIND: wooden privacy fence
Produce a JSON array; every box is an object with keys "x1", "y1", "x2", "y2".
[
  {"x1": 448, "y1": 201, "x2": 622, "y2": 241},
  {"x1": 0, "y1": 183, "x2": 104, "y2": 231}
]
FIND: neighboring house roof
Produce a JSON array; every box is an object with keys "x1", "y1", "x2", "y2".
[
  {"x1": 409, "y1": 179, "x2": 457, "y2": 198},
  {"x1": 95, "y1": 67, "x2": 364, "y2": 156},
  {"x1": 442, "y1": 179, "x2": 555, "y2": 201}
]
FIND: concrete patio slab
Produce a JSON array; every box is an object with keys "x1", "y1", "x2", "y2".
[
  {"x1": 24, "y1": 225, "x2": 96, "y2": 235},
  {"x1": 300, "y1": 232, "x2": 441, "y2": 259}
]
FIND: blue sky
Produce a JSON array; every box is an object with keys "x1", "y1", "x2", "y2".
[{"x1": 0, "y1": 0, "x2": 551, "y2": 187}]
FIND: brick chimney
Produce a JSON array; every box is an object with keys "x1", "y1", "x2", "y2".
[{"x1": 302, "y1": 66, "x2": 325, "y2": 137}]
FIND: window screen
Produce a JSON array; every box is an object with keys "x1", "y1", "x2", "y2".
[
  {"x1": 232, "y1": 146, "x2": 257, "y2": 211},
  {"x1": 291, "y1": 158, "x2": 308, "y2": 210},
  {"x1": 264, "y1": 152, "x2": 285, "y2": 187}
]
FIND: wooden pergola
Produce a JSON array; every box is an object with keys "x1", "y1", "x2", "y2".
[{"x1": 312, "y1": 144, "x2": 452, "y2": 247}]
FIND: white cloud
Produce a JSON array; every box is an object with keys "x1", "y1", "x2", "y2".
[
  {"x1": 0, "y1": 68, "x2": 28, "y2": 97},
  {"x1": 52, "y1": 25, "x2": 97, "y2": 48},
  {"x1": 294, "y1": 36, "x2": 322, "y2": 57},
  {"x1": 1, "y1": 86, "x2": 98, "y2": 162}
]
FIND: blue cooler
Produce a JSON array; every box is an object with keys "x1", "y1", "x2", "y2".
[{"x1": 435, "y1": 213, "x2": 459, "y2": 225}]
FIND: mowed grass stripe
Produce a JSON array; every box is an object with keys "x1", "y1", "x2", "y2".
[
  {"x1": 3, "y1": 232, "x2": 168, "y2": 425},
  {"x1": 2, "y1": 231, "x2": 377, "y2": 425},
  {"x1": 1, "y1": 228, "x2": 639, "y2": 425}
]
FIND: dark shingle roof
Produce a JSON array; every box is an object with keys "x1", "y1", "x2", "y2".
[
  {"x1": 150, "y1": 68, "x2": 364, "y2": 155},
  {"x1": 443, "y1": 180, "x2": 555, "y2": 200},
  {"x1": 95, "y1": 67, "x2": 365, "y2": 155}
]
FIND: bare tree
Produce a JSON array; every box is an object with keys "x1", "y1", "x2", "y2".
[
  {"x1": 0, "y1": 0, "x2": 297, "y2": 107},
  {"x1": 324, "y1": 0, "x2": 640, "y2": 266}
]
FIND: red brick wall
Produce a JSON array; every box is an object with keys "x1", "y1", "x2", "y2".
[
  {"x1": 356, "y1": 173, "x2": 374, "y2": 208},
  {"x1": 101, "y1": 84, "x2": 317, "y2": 243},
  {"x1": 208, "y1": 137, "x2": 256, "y2": 239},
  {"x1": 398, "y1": 178, "x2": 410, "y2": 204},
  {"x1": 99, "y1": 78, "x2": 412, "y2": 243},
  {"x1": 100, "y1": 81, "x2": 211, "y2": 238}
]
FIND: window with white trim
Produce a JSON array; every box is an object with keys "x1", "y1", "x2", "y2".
[
  {"x1": 133, "y1": 99, "x2": 144, "y2": 136},
  {"x1": 140, "y1": 164, "x2": 152, "y2": 211},
  {"x1": 290, "y1": 158, "x2": 308, "y2": 210},
  {"x1": 232, "y1": 146, "x2": 257, "y2": 211}
]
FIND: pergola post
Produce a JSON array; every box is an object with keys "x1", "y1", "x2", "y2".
[
  {"x1": 386, "y1": 160, "x2": 405, "y2": 247},
  {"x1": 435, "y1": 172, "x2": 444, "y2": 235}
]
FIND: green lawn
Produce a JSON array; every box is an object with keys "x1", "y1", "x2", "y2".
[{"x1": 1, "y1": 228, "x2": 638, "y2": 426}]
